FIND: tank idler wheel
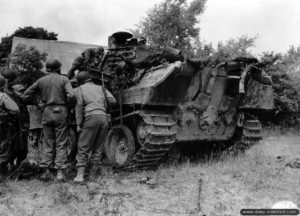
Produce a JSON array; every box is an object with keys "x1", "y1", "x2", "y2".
[{"x1": 104, "y1": 125, "x2": 136, "y2": 168}]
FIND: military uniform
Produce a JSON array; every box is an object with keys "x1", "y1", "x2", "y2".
[
  {"x1": 76, "y1": 81, "x2": 116, "y2": 166},
  {"x1": 0, "y1": 91, "x2": 20, "y2": 173},
  {"x1": 67, "y1": 47, "x2": 104, "y2": 79},
  {"x1": 22, "y1": 60, "x2": 75, "y2": 179},
  {"x1": 74, "y1": 71, "x2": 116, "y2": 182},
  {"x1": 5, "y1": 85, "x2": 30, "y2": 166},
  {"x1": 1, "y1": 69, "x2": 31, "y2": 166}
]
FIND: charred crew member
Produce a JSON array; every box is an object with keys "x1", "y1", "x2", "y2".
[
  {"x1": 0, "y1": 75, "x2": 20, "y2": 178},
  {"x1": 22, "y1": 59, "x2": 75, "y2": 181},
  {"x1": 67, "y1": 47, "x2": 105, "y2": 79},
  {"x1": 74, "y1": 71, "x2": 116, "y2": 183}
]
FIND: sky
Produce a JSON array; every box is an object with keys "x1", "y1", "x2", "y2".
[{"x1": 0, "y1": 0, "x2": 299, "y2": 54}]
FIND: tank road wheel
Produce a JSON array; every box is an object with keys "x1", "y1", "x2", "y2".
[{"x1": 104, "y1": 125, "x2": 136, "y2": 168}]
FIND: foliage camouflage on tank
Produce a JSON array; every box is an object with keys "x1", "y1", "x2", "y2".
[
  {"x1": 25, "y1": 31, "x2": 274, "y2": 169},
  {"x1": 88, "y1": 31, "x2": 274, "y2": 169}
]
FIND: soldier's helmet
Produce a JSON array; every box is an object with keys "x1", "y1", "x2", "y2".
[
  {"x1": 76, "y1": 71, "x2": 92, "y2": 84},
  {"x1": 94, "y1": 47, "x2": 104, "y2": 57},
  {"x1": 0, "y1": 75, "x2": 6, "y2": 89},
  {"x1": 1, "y1": 68, "x2": 17, "y2": 80},
  {"x1": 46, "y1": 59, "x2": 62, "y2": 72}
]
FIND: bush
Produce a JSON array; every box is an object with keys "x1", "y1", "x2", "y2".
[
  {"x1": 260, "y1": 51, "x2": 300, "y2": 127},
  {"x1": 9, "y1": 44, "x2": 47, "y2": 87}
]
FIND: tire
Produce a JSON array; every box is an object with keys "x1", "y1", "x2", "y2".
[{"x1": 104, "y1": 125, "x2": 135, "y2": 168}]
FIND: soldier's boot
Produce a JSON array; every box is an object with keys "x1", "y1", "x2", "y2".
[
  {"x1": 89, "y1": 165, "x2": 101, "y2": 181},
  {"x1": 74, "y1": 166, "x2": 85, "y2": 183},
  {"x1": 57, "y1": 169, "x2": 66, "y2": 181},
  {"x1": 39, "y1": 168, "x2": 55, "y2": 182}
]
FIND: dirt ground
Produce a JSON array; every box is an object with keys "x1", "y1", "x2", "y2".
[{"x1": 0, "y1": 135, "x2": 299, "y2": 216}]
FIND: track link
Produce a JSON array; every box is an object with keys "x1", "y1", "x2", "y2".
[
  {"x1": 242, "y1": 119, "x2": 262, "y2": 144},
  {"x1": 129, "y1": 112, "x2": 177, "y2": 169},
  {"x1": 225, "y1": 118, "x2": 262, "y2": 154}
]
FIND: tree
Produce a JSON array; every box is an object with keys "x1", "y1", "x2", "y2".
[
  {"x1": 9, "y1": 44, "x2": 47, "y2": 87},
  {"x1": 195, "y1": 35, "x2": 257, "y2": 66},
  {"x1": 196, "y1": 36, "x2": 300, "y2": 127},
  {"x1": 131, "y1": 0, "x2": 206, "y2": 56},
  {"x1": 260, "y1": 51, "x2": 300, "y2": 127},
  {"x1": 0, "y1": 26, "x2": 57, "y2": 61},
  {"x1": 214, "y1": 36, "x2": 256, "y2": 61}
]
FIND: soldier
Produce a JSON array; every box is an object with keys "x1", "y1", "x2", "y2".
[
  {"x1": 22, "y1": 59, "x2": 75, "y2": 181},
  {"x1": 67, "y1": 47, "x2": 105, "y2": 79},
  {"x1": 74, "y1": 71, "x2": 116, "y2": 183},
  {"x1": 0, "y1": 75, "x2": 20, "y2": 179},
  {"x1": 2, "y1": 69, "x2": 30, "y2": 168}
]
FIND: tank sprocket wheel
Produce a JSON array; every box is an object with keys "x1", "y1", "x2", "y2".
[{"x1": 104, "y1": 125, "x2": 136, "y2": 168}]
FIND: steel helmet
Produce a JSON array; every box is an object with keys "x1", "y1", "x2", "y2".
[
  {"x1": 46, "y1": 59, "x2": 62, "y2": 72},
  {"x1": 0, "y1": 75, "x2": 6, "y2": 88},
  {"x1": 76, "y1": 71, "x2": 92, "y2": 84},
  {"x1": 1, "y1": 68, "x2": 17, "y2": 80}
]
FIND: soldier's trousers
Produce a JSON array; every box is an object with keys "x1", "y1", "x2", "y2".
[
  {"x1": 76, "y1": 114, "x2": 109, "y2": 167},
  {"x1": 40, "y1": 106, "x2": 68, "y2": 169},
  {"x1": 10, "y1": 122, "x2": 29, "y2": 165}
]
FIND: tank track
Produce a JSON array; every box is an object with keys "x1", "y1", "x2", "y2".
[
  {"x1": 129, "y1": 112, "x2": 177, "y2": 169},
  {"x1": 242, "y1": 119, "x2": 262, "y2": 144},
  {"x1": 227, "y1": 119, "x2": 262, "y2": 153}
]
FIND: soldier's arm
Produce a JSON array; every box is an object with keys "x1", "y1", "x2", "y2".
[
  {"x1": 64, "y1": 80, "x2": 76, "y2": 106},
  {"x1": 83, "y1": 49, "x2": 93, "y2": 63},
  {"x1": 75, "y1": 88, "x2": 84, "y2": 128},
  {"x1": 105, "y1": 89, "x2": 117, "y2": 105},
  {"x1": 3, "y1": 94, "x2": 20, "y2": 115},
  {"x1": 22, "y1": 79, "x2": 40, "y2": 101},
  {"x1": 67, "y1": 68, "x2": 76, "y2": 80},
  {"x1": 67, "y1": 56, "x2": 84, "y2": 79},
  {"x1": 12, "y1": 85, "x2": 35, "y2": 105}
]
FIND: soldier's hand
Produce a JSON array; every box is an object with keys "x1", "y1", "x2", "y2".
[{"x1": 77, "y1": 126, "x2": 82, "y2": 133}]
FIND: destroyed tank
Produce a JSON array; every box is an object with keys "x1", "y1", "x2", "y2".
[{"x1": 90, "y1": 31, "x2": 274, "y2": 169}]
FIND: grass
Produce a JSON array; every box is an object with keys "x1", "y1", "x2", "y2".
[{"x1": 0, "y1": 135, "x2": 299, "y2": 216}]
